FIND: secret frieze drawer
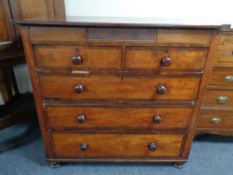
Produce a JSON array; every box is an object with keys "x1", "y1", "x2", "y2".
[
  {"x1": 45, "y1": 106, "x2": 192, "y2": 130},
  {"x1": 51, "y1": 133, "x2": 184, "y2": 159},
  {"x1": 30, "y1": 27, "x2": 214, "y2": 45},
  {"x1": 39, "y1": 75, "x2": 200, "y2": 101},
  {"x1": 34, "y1": 45, "x2": 208, "y2": 72}
]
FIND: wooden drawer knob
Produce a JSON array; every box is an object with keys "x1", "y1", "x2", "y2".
[
  {"x1": 77, "y1": 114, "x2": 86, "y2": 123},
  {"x1": 211, "y1": 116, "x2": 222, "y2": 125},
  {"x1": 80, "y1": 143, "x2": 88, "y2": 151},
  {"x1": 148, "y1": 142, "x2": 157, "y2": 151},
  {"x1": 72, "y1": 56, "x2": 82, "y2": 64},
  {"x1": 153, "y1": 115, "x2": 161, "y2": 124},
  {"x1": 74, "y1": 84, "x2": 85, "y2": 93},
  {"x1": 161, "y1": 57, "x2": 172, "y2": 66},
  {"x1": 217, "y1": 96, "x2": 229, "y2": 104},
  {"x1": 156, "y1": 85, "x2": 167, "y2": 94}
]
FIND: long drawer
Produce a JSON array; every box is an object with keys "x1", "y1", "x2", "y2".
[
  {"x1": 125, "y1": 47, "x2": 208, "y2": 71},
  {"x1": 197, "y1": 109, "x2": 233, "y2": 129},
  {"x1": 51, "y1": 133, "x2": 184, "y2": 158},
  {"x1": 203, "y1": 89, "x2": 233, "y2": 108},
  {"x1": 35, "y1": 45, "x2": 122, "y2": 70},
  {"x1": 45, "y1": 106, "x2": 192, "y2": 130},
  {"x1": 40, "y1": 75, "x2": 200, "y2": 101}
]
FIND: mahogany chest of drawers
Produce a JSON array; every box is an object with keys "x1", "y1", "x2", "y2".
[
  {"x1": 197, "y1": 28, "x2": 233, "y2": 135},
  {"x1": 18, "y1": 18, "x2": 221, "y2": 166}
]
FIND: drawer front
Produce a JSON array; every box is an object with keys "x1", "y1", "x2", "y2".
[
  {"x1": 157, "y1": 29, "x2": 213, "y2": 45},
  {"x1": 203, "y1": 89, "x2": 233, "y2": 108},
  {"x1": 30, "y1": 27, "x2": 87, "y2": 43},
  {"x1": 197, "y1": 110, "x2": 233, "y2": 129},
  {"x1": 52, "y1": 133, "x2": 184, "y2": 158},
  {"x1": 45, "y1": 106, "x2": 192, "y2": 130},
  {"x1": 125, "y1": 47, "x2": 208, "y2": 71},
  {"x1": 209, "y1": 69, "x2": 233, "y2": 87},
  {"x1": 40, "y1": 75, "x2": 200, "y2": 101},
  {"x1": 215, "y1": 43, "x2": 233, "y2": 64},
  {"x1": 35, "y1": 45, "x2": 121, "y2": 70}
]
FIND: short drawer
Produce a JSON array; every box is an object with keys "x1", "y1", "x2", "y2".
[
  {"x1": 197, "y1": 109, "x2": 233, "y2": 129},
  {"x1": 40, "y1": 75, "x2": 200, "y2": 101},
  {"x1": 215, "y1": 43, "x2": 233, "y2": 64},
  {"x1": 45, "y1": 106, "x2": 192, "y2": 130},
  {"x1": 51, "y1": 133, "x2": 184, "y2": 158},
  {"x1": 34, "y1": 45, "x2": 121, "y2": 70},
  {"x1": 209, "y1": 69, "x2": 233, "y2": 87},
  {"x1": 203, "y1": 89, "x2": 233, "y2": 108},
  {"x1": 125, "y1": 47, "x2": 208, "y2": 71}
]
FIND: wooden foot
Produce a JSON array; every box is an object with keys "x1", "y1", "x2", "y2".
[
  {"x1": 174, "y1": 162, "x2": 185, "y2": 168},
  {"x1": 49, "y1": 161, "x2": 61, "y2": 168}
]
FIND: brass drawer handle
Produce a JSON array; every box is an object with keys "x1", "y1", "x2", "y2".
[
  {"x1": 211, "y1": 116, "x2": 222, "y2": 125},
  {"x1": 77, "y1": 114, "x2": 86, "y2": 123},
  {"x1": 156, "y1": 85, "x2": 167, "y2": 94},
  {"x1": 224, "y1": 75, "x2": 233, "y2": 82},
  {"x1": 80, "y1": 143, "x2": 88, "y2": 151},
  {"x1": 161, "y1": 57, "x2": 172, "y2": 66},
  {"x1": 72, "y1": 56, "x2": 82, "y2": 64},
  {"x1": 153, "y1": 115, "x2": 161, "y2": 124},
  {"x1": 217, "y1": 96, "x2": 229, "y2": 104},
  {"x1": 148, "y1": 143, "x2": 157, "y2": 151},
  {"x1": 74, "y1": 84, "x2": 85, "y2": 93}
]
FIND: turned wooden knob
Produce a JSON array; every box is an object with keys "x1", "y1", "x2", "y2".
[
  {"x1": 72, "y1": 56, "x2": 82, "y2": 64},
  {"x1": 74, "y1": 84, "x2": 84, "y2": 93},
  {"x1": 153, "y1": 115, "x2": 161, "y2": 124},
  {"x1": 80, "y1": 143, "x2": 88, "y2": 151},
  {"x1": 148, "y1": 143, "x2": 157, "y2": 151},
  {"x1": 161, "y1": 57, "x2": 172, "y2": 66},
  {"x1": 77, "y1": 114, "x2": 86, "y2": 123},
  {"x1": 156, "y1": 85, "x2": 167, "y2": 94}
]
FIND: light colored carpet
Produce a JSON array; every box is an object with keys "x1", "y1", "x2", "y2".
[{"x1": 0, "y1": 125, "x2": 233, "y2": 175}]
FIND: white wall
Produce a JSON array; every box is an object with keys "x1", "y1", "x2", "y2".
[{"x1": 65, "y1": 0, "x2": 233, "y2": 26}]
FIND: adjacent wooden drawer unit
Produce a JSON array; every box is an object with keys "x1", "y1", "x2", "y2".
[
  {"x1": 52, "y1": 133, "x2": 184, "y2": 158},
  {"x1": 198, "y1": 29, "x2": 233, "y2": 135},
  {"x1": 19, "y1": 19, "x2": 220, "y2": 166}
]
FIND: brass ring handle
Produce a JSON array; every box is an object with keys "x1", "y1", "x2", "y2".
[
  {"x1": 156, "y1": 85, "x2": 167, "y2": 94},
  {"x1": 72, "y1": 56, "x2": 82, "y2": 64},
  {"x1": 153, "y1": 115, "x2": 161, "y2": 124},
  {"x1": 148, "y1": 143, "x2": 157, "y2": 151},
  {"x1": 74, "y1": 84, "x2": 85, "y2": 93},
  {"x1": 211, "y1": 116, "x2": 222, "y2": 125},
  {"x1": 161, "y1": 57, "x2": 172, "y2": 66},
  {"x1": 77, "y1": 114, "x2": 86, "y2": 123},
  {"x1": 217, "y1": 96, "x2": 229, "y2": 104},
  {"x1": 80, "y1": 143, "x2": 88, "y2": 151}
]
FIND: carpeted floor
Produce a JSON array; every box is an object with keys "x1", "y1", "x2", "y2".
[{"x1": 0, "y1": 124, "x2": 233, "y2": 175}]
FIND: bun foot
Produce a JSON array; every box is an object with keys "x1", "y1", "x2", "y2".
[
  {"x1": 174, "y1": 162, "x2": 185, "y2": 168},
  {"x1": 48, "y1": 161, "x2": 61, "y2": 168}
]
